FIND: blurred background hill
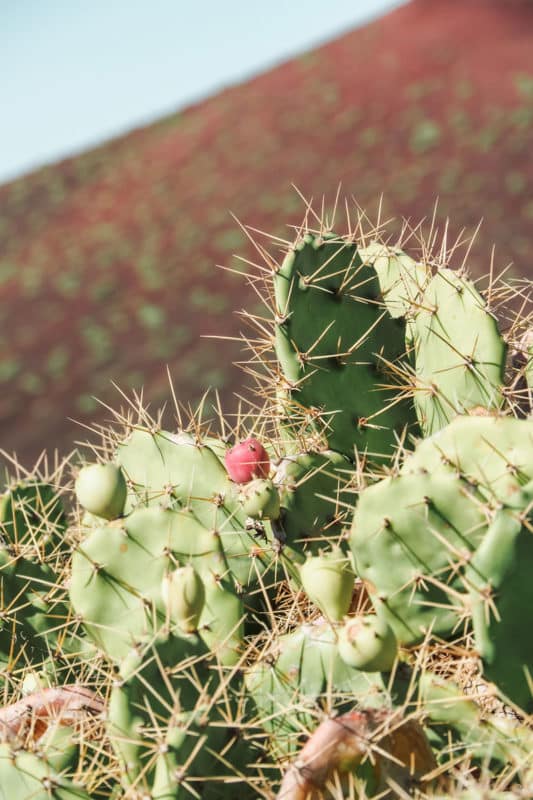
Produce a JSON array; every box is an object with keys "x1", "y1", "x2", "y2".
[{"x1": 0, "y1": 0, "x2": 532, "y2": 463}]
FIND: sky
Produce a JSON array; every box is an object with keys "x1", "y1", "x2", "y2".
[{"x1": 0, "y1": 0, "x2": 405, "y2": 183}]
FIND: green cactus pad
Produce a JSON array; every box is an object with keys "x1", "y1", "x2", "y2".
[
  {"x1": 273, "y1": 233, "x2": 418, "y2": 462},
  {"x1": 0, "y1": 479, "x2": 67, "y2": 557},
  {"x1": 358, "y1": 243, "x2": 428, "y2": 320},
  {"x1": 523, "y1": 329, "x2": 533, "y2": 409},
  {"x1": 70, "y1": 506, "x2": 226, "y2": 660},
  {"x1": 197, "y1": 572, "x2": 245, "y2": 666},
  {"x1": 150, "y1": 710, "x2": 254, "y2": 800},
  {"x1": 275, "y1": 449, "x2": 351, "y2": 552},
  {"x1": 419, "y1": 672, "x2": 533, "y2": 773},
  {"x1": 0, "y1": 547, "x2": 74, "y2": 670},
  {"x1": 238, "y1": 478, "x2": 280, "y2": 520},
  {"x1": 108, "y1": 631, "x2": 207, "y2": 793},
  {"x1": 36, "y1": 723, "x2": 79, "y2": 775},
  {"x1": 412, "y1": 269, "x2": 506, "y2": 435},
  {"x1": 350, "y1": 469, "x2": 487, "y2": 644},
  {"x1": 402, "y1": 414, "x2": 533, "y2": 509},
  {"x1": 245, "y1": 620, "x2": 398, "y2": 758},
  {"x1": 108, "y1": 632, "x2": 250, "y2": 797},
  {"x1": 466, "y1": 509, "x2": 533, "y2": 712},
  {"x1": 116, "y1": 428, "x2": 230, "y2": 523},
  {"x1": 0, "y1": 744, "x2": 92, "y2": 800},
  {"x1": 116, "y1": 428, "x2": 276, "y2": 587}
]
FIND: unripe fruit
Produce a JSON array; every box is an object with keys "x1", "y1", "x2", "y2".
[
  {"x1": 300, "y1": 550, "x2": 355, "y2": 621},
  {"x1": 239, "y1": 478, "x2": 280, "y2": 520},
  {"x1": 161, "y1": 565, "x2": 205, "y2": 633},
  {"x1": 338, "y1": 614, "x2": 398, "y2": 672},
  {"x1": 75, "y1": 463, "x2": 127, "y2": 520},
  {"x1": 225, "y1": 438, "x2": 270, "y2": 483}
]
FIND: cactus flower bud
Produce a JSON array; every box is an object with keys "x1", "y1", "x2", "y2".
[
  {"x1": 338, "y1": 614, "x2": 397, "y2": 672},
  {"x1": 300, "y1": 550, "x2": 355, "y2": 621},
  {"x1": 75, "y1": 463, "x2": 127, "y2": 520},
  {"x1": 161, "y1": 565, "x2": 205, "y2": 633}
]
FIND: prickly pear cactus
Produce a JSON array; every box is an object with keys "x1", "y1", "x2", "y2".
[
  {"x1": 351, "y1": 413, "x2": 533, "y2": 711},
  {"x1": 107, "y1": 631, "x2": 253, "y2": 798},
  {"x1": 273, "y1": 232, "x2": 419, "y2": 463},
  {"x1": 0, "y1": 744, "x2": 93, "y2": 800},
  {"x1": 69, "y1": 503, "x2": 248, "y2": 662},
  {"x1": 411, "y1": 269, "x2": 507, "y2": 434},
  {"x1": 0, "y1": 477, "x2": 67, "y2": 556},
  {"x1": 466, "y1": 509, "x2": 533, "y2": 712},
  {"x1": 114, "y1": 427, "x2": 277, "y2": 584},
  {"x1": 274, "y1": 448, "x2": 352, "y2": 551},
  {"x1": 358, "y1": 242, "x2": 428, "y2": 319},
  {"x1": 244, "y1": 619, "x2": 394, "y2": 759},
  {"x1": 2, "y1": 199, "x2": 533, "y2": 800}
]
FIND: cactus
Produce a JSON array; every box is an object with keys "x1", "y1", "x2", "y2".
[
  {"x1": 402, "y1": 413, "x2": 533, "y2": 507},
  {"x1": 238, "y1": 477, "x2": 280, "y2": 520},
  {"x1": 299, "y1": 548, "x2": 355, "y2": 621},
  {"x1": 114, "y1": 428, "x2": 278, "y2": 586},
  {"x1": 75, "y1": 462, "x2": 127, "y2": 521},
  {"x1": 162, "y1": 564, "x2": 206, "y2": 633},
  {"x1": 466, "y1": 509, "x2": 533, "y2": 712},
  {"x1": 273, "y1": 232, "x2": 419, "y2": 463},
  {"x1": 0, "y1": 744, "x2": 93, "y2": 800},
  {"x1": 358, "y1": 242, "x2": 428, "y2": 320},
  {"x1": 522, "y1": 328, "x2": 533, "y2": 409},
  {"x1": 1, "y1": 200, "x2": 533, "y2": 798},
  {"x1": 351, "y1": 413, "x2": 533, "y2": 711},
  {"x1": 337, "y1": 613, "x2": 398, "y2": 672},
  {"x1": 196, "y1": 571, "x2": 245, "y2": 666},
  {"x1": 245, "y1": 619, "x2": 395, "y2": 759},
  {"x1": 274, "y1": 448, "x2": 352, "y2": 552},
  {"x1": 0, "y1": 477, "x2": 67, "y2": 558},
  {"x1": 411, "y1": 269, "x2": 507, "y2": 435},
  {"x1": 107, "y1": 631, "x2": 254, "y2": 798},
  {"x1": 350, "y1": 465, "x2": 487, "y2": 643},
  {"x1": 69, "y1": 503, "x2": 250, "y2": 661},
  {"x1": 419, "y1": 672, "x2": 533, "y2": 781}
]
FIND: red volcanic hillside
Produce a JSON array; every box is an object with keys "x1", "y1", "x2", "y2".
[{"x1": 0, "y1": 0, "x2": 532, "y2": 463}]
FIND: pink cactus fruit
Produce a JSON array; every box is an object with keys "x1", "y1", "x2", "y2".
[{"x1": 225, "y1": 437, "x2": 270, "y2": 483}]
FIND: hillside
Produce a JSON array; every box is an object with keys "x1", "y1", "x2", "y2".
[{"x1": 0, "y1": 0, "x2": 532, "y2": 464}]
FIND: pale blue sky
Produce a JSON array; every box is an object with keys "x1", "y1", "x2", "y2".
[{"x1": 0, "y1": 0, "x2": 405, "y2": 183}]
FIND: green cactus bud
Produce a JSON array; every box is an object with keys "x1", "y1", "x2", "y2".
[
  {"x1": 299, "y1": 550, "x2": 355, "y2": 621},
  {"x1": 75, "y1": 462, "x2": 127, "y2": 520},
  {"x1": 239, "y1": 478, "x2": 280, "y2": 520},
  {"x1": 161, "y1": 565, "x2": 205, "y2": 633},
  {"x1": 338, "y1": 614, "x2": 397, "y2": 672}
]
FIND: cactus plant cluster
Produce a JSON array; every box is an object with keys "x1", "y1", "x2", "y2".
[{"x1": 0, "y1": 200, "x2": 532, "y2": 799}]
